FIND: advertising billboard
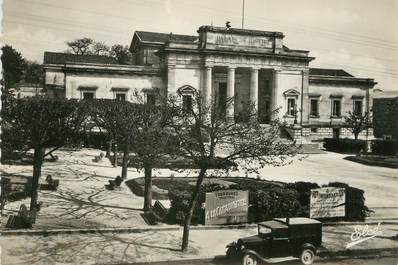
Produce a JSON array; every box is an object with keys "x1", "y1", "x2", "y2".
[
  {"x1": 310, "y1": 187, "x2": 346, "y2": 218},
  {"x1": 204, "y1": 190, "x2": 249, "y2": 225}
]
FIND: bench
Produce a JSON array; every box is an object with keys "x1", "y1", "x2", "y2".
[
  {"x1": 142, "y1": 201, "x2": 169, "y2": 225},
  {"x1": 105, "y1": 176, "x2": 123, "y2": 190},
  {"x1": 6, "y1": 204, "x2": 31, "y2": 229},
  {"x1": 40, "y1": 175, "x2": 59, "y2": 191},
  {"x1": 92, "y1": 152, "x2": 105, "y2": 163}
]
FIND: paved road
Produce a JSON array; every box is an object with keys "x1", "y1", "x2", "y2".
[{"x1": 131, "y1": 257, "x2": 398, "y2": 265}]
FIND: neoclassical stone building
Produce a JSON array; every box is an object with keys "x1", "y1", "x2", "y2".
[{"x1": 44, "y1": 25, "x2": 376, "y2": 141}]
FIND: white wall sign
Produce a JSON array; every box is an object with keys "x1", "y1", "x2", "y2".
[{"x1": 310, "y1": 187, "x2": 345, "y2": 218}]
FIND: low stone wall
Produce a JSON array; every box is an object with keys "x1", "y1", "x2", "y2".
[{"x1": 301, "y1": 127, "x2": 374, "y2": 140}]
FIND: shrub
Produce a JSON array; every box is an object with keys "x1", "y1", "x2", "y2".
[
  {"x1": 166, "y1": 182, "x2": 226, "y2": 225},
  {"x1": 286, "y1": 182, "x2": 320, "y2": 216},
  {"x1": 162, "y1": 178, "x2": 370, "y2": 224},
  {"x1": 82, "y1": 132, "x2": 108, "y2": 149},
  {"x1": 249, "y1": 188, "x2": 304, "y2": 222},
  {"x1": 323, "y1": 138, "x2": 366, "y2": 153},
  {"x1": 371, "y1": 140, "x2": 398, "y2": 156},
  {"x1": 326, "y1": 182, "x2": 371, "y2": 221}
]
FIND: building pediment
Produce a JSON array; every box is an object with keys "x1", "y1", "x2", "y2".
[
  {"x1": 283, "y1": 88, "x2": 300, "y2": 98},
  {"x1": 177, "y1": 85, "x2": 196, "y2": 95}
]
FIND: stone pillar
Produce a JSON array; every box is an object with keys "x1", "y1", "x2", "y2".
[
  {"x1": 167, "y1": 65, "x2": 176, "y2": 95},
  {"x1": 205, "y1": 66, "x2": 212, "y2": 106},
  {"x1": 271, "y1": 69, "x2": 280, "y2": 119},
  {"x1": 226, "y1": 66, "x2": 235, "y2": 122},
  {"x1": 300, "y1": 69, "x2": 309, "y2": 125},
  {"x1": 250, "y1": 68, "x2": 259, "y2": 119}
]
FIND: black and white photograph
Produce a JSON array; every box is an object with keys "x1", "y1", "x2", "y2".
[{"x1": 0, "y1": 0, "x2": 397, "y2": 264}]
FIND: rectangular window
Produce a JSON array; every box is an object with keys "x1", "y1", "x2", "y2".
[
  {"x1": 115, "y1": 93, "x2": 126, "y2": 101},
  {"x1": 310, "y1": 99, "x2": 319, "y2": 117},
  {"x1": 146, "y1": 94, "x2": 156, "y2": 106},
  {"x1": 332, "y1": 100, "x2": 341, "y2": 117},
  {"x1": 353, "y1": 100, "x2": 362, "y2": 115},
  {"x1": 287, "y1": 98, "x2": 296, "y2": 116},
  {"x1": 311, "y1": 128, "x2": 318, "y2": 133},
  {"x1": 182, "y1": 95, "x2": 193, "y2": 113},
  {"x1": 83, "y1": 91, "x2": 95, "y2": 100}
]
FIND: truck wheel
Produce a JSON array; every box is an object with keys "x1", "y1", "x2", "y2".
[
  {"x1": 242, "y1": 253, "x2": 258, "y2": 265},
  {"x1": 300, "y1": 248, "x2": 315, "y2": 265}
]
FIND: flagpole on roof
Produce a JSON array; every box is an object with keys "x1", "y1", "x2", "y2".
[{"x1": 241, "y1": 0, "x2": 245, "y2": 29}]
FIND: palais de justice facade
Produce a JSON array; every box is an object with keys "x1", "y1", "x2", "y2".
[{"x1": 43, "y1": 25, "x2": 377, "y2": 141}]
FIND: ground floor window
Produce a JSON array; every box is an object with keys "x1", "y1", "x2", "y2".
[
  {"x1": 287, "y1": 98, "x2": 296, "y2": 116},
  {"x1": 353, "y1": 100, "x2": 363, "y2": 115},
  {"x1": 182, "y1": 94, "x2": 193, "y2": 113},
  {"x1": 115, "y1": 93, "x2": 126, "y2": 101},
  {"x1": 82, "y1": 91, "x2": 95, "y2": 100},
  {"x1": 332, "y1": 99, "x2": 341, "y2": 117},
  {"x1": 146, "y1": 93, "x2": 156, "y2": 106},
  {"x1": 310, "y1": 99, "x2": 319, "y2": 117}
]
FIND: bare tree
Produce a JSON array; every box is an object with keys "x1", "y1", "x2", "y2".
[
  {"x1": 169, "y1": 93, "x2": 300, "y2": 251},
  {"x1": 1, "y1": 97, "x2": 88, "y2": 224},
  {"x1": 66, "y1": 37, "x2": 94, "y2": 55},
  {"x1": 129, "y1": 93, "x2": 176, "y2": 211},
  {"x1": 89, "y1": 99, "x2": 140, "y2": 180},
  {"x1": 344, "y1": 111, "x2": 371, "y2": 140}
]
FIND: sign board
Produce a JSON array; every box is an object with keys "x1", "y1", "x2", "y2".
[
  {"x1": 205, "y1": 190, "x2": 249, "y2": 225},
  {"x1": 206, "y1": 32, "x2": 273, "y2": 49},
  {"x1": 310, "y1": 187, "x2": 345, "y2": 218}
]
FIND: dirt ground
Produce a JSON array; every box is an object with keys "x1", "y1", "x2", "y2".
[{"x1": 1, "y1": 148, "x2": 397, "y2": 230}]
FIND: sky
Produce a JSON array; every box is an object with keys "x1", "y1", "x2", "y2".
[{"x1": 1, "y1": 0, "x2": 397, "y2": 91}]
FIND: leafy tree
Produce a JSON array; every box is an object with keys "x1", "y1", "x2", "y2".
[
  {"x1": 91, "y1": 41, "x2": 110, "y2": 56},
  {"x1": 66, "y1": 37, "x2": 94, "y2": 55},
  {"x1": 1, "y1": 45, "x2": 24, "y2": 97},
  {"x1": 89, "y1": 99, "x2": 140, "y2": 180},
  {"x1": 110, "y1": 44, "x2": 132, "y2": 65},
  {"x1": 344, "y1": 111, "x2": 370, "y2": 140},
  {"x1": 22, "y1": 61, "x2": 44, "y2": 85},
  {"x1": 1, "y1": 97, "x2": 88, "y2": 224},
  {"x1": 169, "y1": 93, "x2": 300, "y2": 251}
]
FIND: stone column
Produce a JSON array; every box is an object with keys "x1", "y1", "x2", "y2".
[
  {"x1": 300, "y1": 69, "x2": 309, "y2": 125},
  {"x1": 205, "y1": 66, "x2": 212, "y2": 106},
  {"x1": 250, "y1": 68, "x2": 259, "y2": 119},
  {"x1": 226, "y1": 66, "x2": 235, "y2": 122},
  {"x1": 271, "y1": 69, "x2": 280, "y2": 119}
]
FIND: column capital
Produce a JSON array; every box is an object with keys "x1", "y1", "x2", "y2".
[
  {"x1": 250, "y1": 67, "x2": 260, "y2": 72},
  {"x1": 226, "y1": 65, "x2": 237, "y2": 70}
]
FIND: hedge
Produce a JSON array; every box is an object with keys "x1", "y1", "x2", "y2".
[
  {"x1": 371, "y1": 140, "x2": 398, "y2": 156},
  {"x1": 82, "y1": 132, "x2": 109, "y2": 149},
  {"x1": 166, "y1": 179, "x2": 370, "y2": 224},
  {"x1": 323, "y1": 138, "x2": 367, "y2": 153},
  {"x1": 326, "y1": 182, "x2": 370, "y2": 222}
]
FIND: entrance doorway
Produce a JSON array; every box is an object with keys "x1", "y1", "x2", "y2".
[
  {"x1": 217, "y1": 83, "x2": 227, "y2": 117},
  {"x1": 258, "y1": 78, "x2": 271, "y2": 124}
]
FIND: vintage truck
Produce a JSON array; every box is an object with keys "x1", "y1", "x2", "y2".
[{"x1": 226, "y1": 217, "x2": 322, "y2": 265}]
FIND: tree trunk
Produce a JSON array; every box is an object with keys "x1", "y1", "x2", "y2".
[
  {"x1": 354, "y1": 133, "x2": 359, "y2": 140},
  {"x1": 30, "y1": 147, "x2": 45, "y2": 224},
  {"x1": 121, "y1": 147, "x2": 129, "y2": 179},
  {"x1": 113, "y1": 143, "x2": 118, "y2": 167},
  {"x1": 181, "y1": 167, "x2": 206, "y2": 252},
  {"x1": 143, "y1": 164, "x2": 153, "y2": 212},
  {"x1": 106, "y1": 139, "x2": 112, "y2": 158}
]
